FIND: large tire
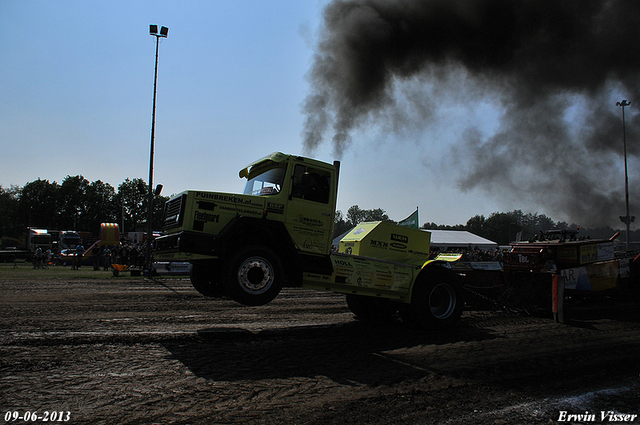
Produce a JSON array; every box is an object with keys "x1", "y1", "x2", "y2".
[
  {"x1": 404, "y1": 267, "x2": 463, "y2": 329},
  {"x1": 190, "y1": 261, "x2": 226, "y2": 298},
  {"x1": 346, "y1": 294, "x2": 398, "y2": 322},
  {"x1": 224, "y1": 246, "x2": 284, "y2": 306}
]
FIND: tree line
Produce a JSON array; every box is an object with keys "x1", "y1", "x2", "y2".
[
  {"x1": 0, "y1": 176, "x2": 168, "y2": 242},
  {"x1": 2, "y1": 178, "x2": 636, "y2": 248},
  {"x1": 334, "y1": 205, "x2": 638, "y2": 246}
]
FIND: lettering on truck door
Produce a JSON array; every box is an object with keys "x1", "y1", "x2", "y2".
[{"x1": 285, "y1": 164, "x2": 333, "y2": 254}]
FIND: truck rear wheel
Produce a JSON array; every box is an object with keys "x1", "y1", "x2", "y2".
[
  {"x1": 224, "y1": 246, "x2": 284, "y2": 306},
  {"x1": 190, "y1": 261, "x2": 226, "y2": 297},
  {"x1": 404, "y1": 268, "x2": 463, "y2": 329}
]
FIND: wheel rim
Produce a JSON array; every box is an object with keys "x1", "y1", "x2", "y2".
[
  {"x1": 237, "y1": 256, "x2": 274, "y2": 295},
  {"x1": 429, "y1": 282, "x2": 457, "y2": 319}
]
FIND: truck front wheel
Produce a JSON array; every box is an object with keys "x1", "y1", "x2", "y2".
[
  {"x1": 404, "y1": 268, "x2": 463, "y2": 329},
  {"x1": 190, "y1": 261, "x2": 226, "y2": 298},
  {"x1": 224, "y1": 246, "x2": 284, "y2": 306}
]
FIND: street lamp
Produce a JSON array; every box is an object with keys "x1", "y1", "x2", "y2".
[
  {"x1": 616, "y1": 100, "x2": 634, "y2": 251},
  {"x1": 146, "y1": 25, "x2": 169, "y2": 274}
]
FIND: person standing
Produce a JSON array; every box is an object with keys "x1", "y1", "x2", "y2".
[
  {"x1": 92, "y1": 245, "x2": 100, "y2": 270},
  {"x1": 44, "y1": 249, "x2": 51, "y2": 269},
  {"x1": 103, "y1": 246, "x2": 112, "y2": 271},
  {"x1": 75, "y1": 243, "x2": 84, "y2": 270},
  {"x1": 34, "y1": 246, "x2": 43, "y2": 269}
]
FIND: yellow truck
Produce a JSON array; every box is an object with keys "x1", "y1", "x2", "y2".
[{"x1": 155, "y1": 152, "x2": 463, "y2": 329}]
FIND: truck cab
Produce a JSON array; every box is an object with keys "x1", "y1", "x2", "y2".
[
  {"x1": 155, "y1": 152, "x2": 339, "y2": 304},
  {"x1": 26, "y1": 228, "x2": 53, "y2": 255},
  {"x1": 240, "y1": 152, "x2": 338, "y2": 257},
  {"x1": 59, "y1": 231, "x2": 82, "y2": 251}
]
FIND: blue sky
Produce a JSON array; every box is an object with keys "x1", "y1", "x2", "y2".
[{"x1": 2, "y1": 1, "x2": 635, "y2": 228}]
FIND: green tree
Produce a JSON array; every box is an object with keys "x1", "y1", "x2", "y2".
[
  {"x1": 334, "y1": 205, "x2": 395, "y2": 238},
  {"x1": 333, "y1": 210, "x2": 350, "y2": 238},
  {"x1": 422, "y1": 222, "x2": 465, "y2": 230},
  {"x1": 465, "y1": 214, "x2": 485, "y2": 237},
  {"x1": 464, "y1": 210, "x2": 557, "y2": 245},
  {"x1": 58, "y1": 175, "x2": 90, "y2": 230},
  {"x1": 118, "y1": 178, "x2": 148, "y2": 232},
  {"x1": 0, "y1": 185, "x2": 20, "y2": 240},
  {"x1": 346, "y1": 205, "x2": 392, "y2": 227},
  {"x1": 345, "y1": 205, "x2": 367, "y2": 227},
  {"x1": 19, "y1": 179, "x2": 60, "y2": 229},
  {"x1": 6, "y1": 176, "x2": 166, "y2": 239},
  {"x1": 85, "y1": 180, "x2": 118, "y2": 232},
  {"x1": 483, "y1": 211, "x2": 523, "y2": 245},
  {"x1": 151, "y1": 192, "x2": 169, "y2": 231},
  {"x1": 520, "y1": 212, "x2": 555, "y2": 240}
]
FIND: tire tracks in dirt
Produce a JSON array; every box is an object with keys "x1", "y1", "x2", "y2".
[{"x1": 2, "y1": 279, "x2": 640, "y2": 424}]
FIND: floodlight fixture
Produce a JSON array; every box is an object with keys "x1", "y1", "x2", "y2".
[{"x1": 149, "y1": 25, "x2": 169, "y2": 38}]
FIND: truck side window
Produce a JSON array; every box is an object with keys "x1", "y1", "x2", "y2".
[{"x1": 291, "y1": 164, "x2": 331, "y2": 204}]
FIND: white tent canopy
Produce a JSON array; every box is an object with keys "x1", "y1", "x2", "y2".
[{"x1": 425, "y1": 230, "x2": 498, "y2": 251}]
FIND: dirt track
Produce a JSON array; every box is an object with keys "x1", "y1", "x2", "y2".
[{"x1": 1, "y1": 277, "x2": 640, "y2": 424}]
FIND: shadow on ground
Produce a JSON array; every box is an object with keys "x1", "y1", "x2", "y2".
[{"x1": 162, "y1": 320, "x2": 498, "y2": 386}]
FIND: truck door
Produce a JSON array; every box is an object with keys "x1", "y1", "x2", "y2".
[{"x1": 284, "y1": 163, "x2": 334, "y2": 255}]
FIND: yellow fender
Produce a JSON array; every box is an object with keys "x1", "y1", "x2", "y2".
[{"x1": 422, "y1": 253, "x2": 463, "y2": 268}]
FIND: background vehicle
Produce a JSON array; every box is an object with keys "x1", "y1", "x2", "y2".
[{"x1": 57, "y1": 230, "x2": 82, "y2": 251}]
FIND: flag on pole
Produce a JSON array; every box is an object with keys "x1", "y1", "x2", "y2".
[{"x1": 398, "y1": 207, "x2": 419, "y2": 229}]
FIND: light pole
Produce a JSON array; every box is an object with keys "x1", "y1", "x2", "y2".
[
  {"x1": 146, "y1": 25, "x2": 168, "y2": 273},
  {"x1": 616, "y1": 100, "x2": 634, "y2": 251}
]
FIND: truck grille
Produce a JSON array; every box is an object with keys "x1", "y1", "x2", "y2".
[{"x1": 163, "y1": 194, "x2": 186, "y2": 229}]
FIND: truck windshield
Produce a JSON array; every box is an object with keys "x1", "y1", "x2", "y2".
[{"x1": 243, "y1": 166, "x2": 286, "y2": 196}]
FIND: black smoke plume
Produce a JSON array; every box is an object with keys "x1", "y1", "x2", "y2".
[{"x1": 302, "y1": 0, "x2": 640, "y2": 227}]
